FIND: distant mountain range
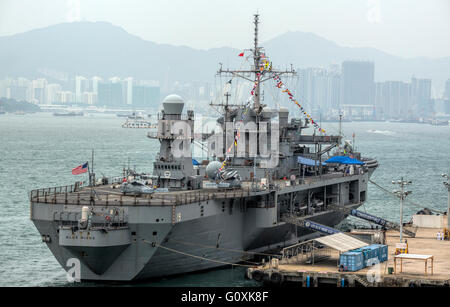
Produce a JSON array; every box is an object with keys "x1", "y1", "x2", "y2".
[{"x1": 0, "y1": 21, "x2": 448, "y2": 94}]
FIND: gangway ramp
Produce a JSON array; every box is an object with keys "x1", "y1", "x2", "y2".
[{"x1": 281, "y1": 232, "x2": 368, "y2": 264}]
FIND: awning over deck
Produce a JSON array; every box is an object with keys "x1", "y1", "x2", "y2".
[
  {"x1": 324, "y1": 156, "x2": 365, "y2": 165},
  {"x1": 297, "y1": 156, "x2": 326, "y2": 166},
  {"x1": 314, "y1": 233, "x2": 368, "y2": 253}
]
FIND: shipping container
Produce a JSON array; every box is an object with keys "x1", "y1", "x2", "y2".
[
  {"x1": 352, "y1": 244, "x2": 388, "y2": 266},
  {"x1": 339, "y1": 251, "x2": 364, "y2": 272},
  {"x1": 371, "y1": 244, "x2": 388, "y2": 262}
]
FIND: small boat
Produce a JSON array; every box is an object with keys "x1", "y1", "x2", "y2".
[
  {"x1": 116, "y1": 113, "x2": 130, "y2": 118},
  {"x1": 430, "y1": 119, "x2": 449, "y2": 126},
  {"x1": 122, "y1": 119, "x2": 155, "y2": 129},
  {"x1": 53, "y1": 112, "x2": 84, "y2": 117},
  {"x1": 127, "y1": 112, "x2": 145, "y2": 120}
]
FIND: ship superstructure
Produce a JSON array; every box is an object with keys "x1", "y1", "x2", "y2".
[{"x1": 30, "y1": 15, "x2": 378, "y2": 281}]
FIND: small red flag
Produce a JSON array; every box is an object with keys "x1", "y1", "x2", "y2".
[{"x1": 238, "y1": 52, "x2": 244, "y2": 57}]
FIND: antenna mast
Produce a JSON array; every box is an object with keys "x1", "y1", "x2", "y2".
[
  {"x1": 253, "y1": 13, "x2": 261, "y2": 111},
  {"x1": 216, "y1": 14, "x2": 296, "y2": 114}
]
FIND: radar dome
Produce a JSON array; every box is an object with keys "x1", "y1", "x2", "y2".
[
  {"x1": 206, "y1": 161, "x2": 222, "y2": 179},
  {"x1": 162, "y1": 94, "x2": 184, "y2": 115}
]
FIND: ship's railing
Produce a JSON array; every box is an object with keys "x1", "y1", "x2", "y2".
[
  {"x1": 30, "y1": 183, "x2": 82, "y2": 201},
  {"x1": 57, "y1": 216, "x2": 129, "y2": 229},
  {"x1": 285, "y1": 171, "x2": 359, "y2": 188},
  {"x1": 157, "y1": 113, "x2": 190, "y2": 121},
  {"x1": 29, "y1": 176, "x2": 124, "y2": 202},
  {"x1": 147, "y1": 131, "x2": 194, "y2": 140},
  {"x1": 30, "y1": 185, "x2": 253, "y2": 206}
]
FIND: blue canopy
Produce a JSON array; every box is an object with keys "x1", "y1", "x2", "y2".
[
  {"x1": 192, "y1": 159, "x2": 200, "y2": 166},
  {"x1": 297, "y1": 156, "x2": 326, "y2": 166},
  {"x1": 324, "y1": 156, "x2": 365, "y2": 165}
]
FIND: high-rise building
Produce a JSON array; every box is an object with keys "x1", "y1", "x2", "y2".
[
  {"x1": 98, "y1": 82, "x2": 123, "y2": 107},
  {"x1": 46, "y1": 84, "x2": 62, "y2": 104},
  {"x1": 326, "y1": 71, "x2": 341, "y2": 110},
  {"x1": 91, "y1": 76, "x2": 102, "y2": 95},
  {"x1": 341, "y1": 61, "x2": 374, "y2": 106},
  {"x1": 443, "y1": 79, "x2": 450, "y2": 99},
  {"x1": 297, "y1": 67, "x2": 341, "y2": 116},
  {"x1": 411, "y1": 77, "x2": 432, "y2": 116},
  {"x1": 384, "y1": 81, "x2": 411, "y2": 119},
  {"x1": 374, "y1": 82, "x2": 387, "y2": 119},
  {"x1": 82, "y1": 92, "x2": 97, "y2": 105},
  {"x1": 6, "y1": 78, "x2": 31, "y2": 102},
  {"x1": 125, "y1": 77, "x2": 133, "y2": 105},
  {"x1": 444, "y1": 99, "x2": 450, "y2": 115},
  {"x1": 56, "y1": 91, "x2": 74, "y2": 104},
  {"x1": 9, "y1": 85, "x2": 29, "y2": 101},
  {"x1": 75, "y1": 76, "x2": 89, "y2": 103},
  {"x1": 0, "y1": 80, "x2": 6, "y2": 98},
  {"x1": 132, "y1": 85, "x2": 160, "y2": 108}
]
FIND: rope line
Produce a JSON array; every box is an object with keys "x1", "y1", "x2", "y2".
[
  {"x1": 142, "y1": 240, "x2": 255, "y2": 268},
  {"x1": 369, "y1": 179, "x2": 445, "y2": 214},
  {"x1": 168, "y1": 238, "x2": 280, "y2": 257}
]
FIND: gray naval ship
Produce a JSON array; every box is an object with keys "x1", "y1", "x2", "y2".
[{"x1": 30, "y1": 15, "x2": 378, "y2": 282}]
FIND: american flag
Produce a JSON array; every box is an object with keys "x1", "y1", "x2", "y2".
[{"x1": 72, "y1": 162, "x2": 88, "y2": 175}]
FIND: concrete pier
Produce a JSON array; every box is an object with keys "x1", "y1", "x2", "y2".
[{"x1": 247, "y1": 228, "x2": 450, "y2": 287}]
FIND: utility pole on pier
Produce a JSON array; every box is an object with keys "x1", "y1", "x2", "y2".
[
  {"x1": 392, "y1": 177, "x2": 412, "y2": 243},
  {"x1": 442, "y1": 173, "x2": 450, "y2": 228}
]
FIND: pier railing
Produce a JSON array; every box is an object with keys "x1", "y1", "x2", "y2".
[{"x1": 281, "y1": 240, "x2": 332, "y2": 265}]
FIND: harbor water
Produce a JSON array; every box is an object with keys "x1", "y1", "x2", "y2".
[{"x1": 0, "y1": 113, "x2": 449, "y2": 286}]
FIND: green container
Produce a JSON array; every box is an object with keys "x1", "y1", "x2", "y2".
[{"x1": 388, "y1": 267, "x2": 394, "y2": 274}]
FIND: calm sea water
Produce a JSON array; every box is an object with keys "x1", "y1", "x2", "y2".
[{"x1": 0, "y1": 113, "x2": 449, "y2": 287}]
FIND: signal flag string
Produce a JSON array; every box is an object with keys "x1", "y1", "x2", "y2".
[{"x1": 272, "y1": 73, "x2": 326, "y2": 134}]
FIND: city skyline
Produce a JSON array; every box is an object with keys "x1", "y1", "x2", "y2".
[{"x1": 2, "y1": 59, "x2": 448, "y2": 121}]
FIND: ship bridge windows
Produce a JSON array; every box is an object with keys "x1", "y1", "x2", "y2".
[{"x1": 155, "y1": 163, "x2": 181, "y2": 170}]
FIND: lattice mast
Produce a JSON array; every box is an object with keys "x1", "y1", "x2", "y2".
[
  {"x1": 216, "y1": 14, "x2": 296, "y2": 114},
  {"x1": 252, "y1": 13, "x2": 262, "y2": 111}
]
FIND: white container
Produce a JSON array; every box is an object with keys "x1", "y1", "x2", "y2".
[
  {"x1": 412, "y1": 215, "x2": 446, "y2": 228},
  {"x1": 81, "y1": 206, "x2": 90, "y2": 222}
]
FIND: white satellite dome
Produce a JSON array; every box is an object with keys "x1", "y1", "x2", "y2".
[
  {"x1": 162, "y1": 94, "x2": 185, "y2": 115},
  {"x1": 205, "y1": 161, "x2": 222, "y2": 179}
]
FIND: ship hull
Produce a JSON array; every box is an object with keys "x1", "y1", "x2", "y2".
[{"x1": 31, "y1": 202, "x2": 350, "y2": 282}]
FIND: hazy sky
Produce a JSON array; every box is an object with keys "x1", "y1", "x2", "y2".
[{"x1": 0, "y1": 0, "x2": 449, "y2": 58}]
